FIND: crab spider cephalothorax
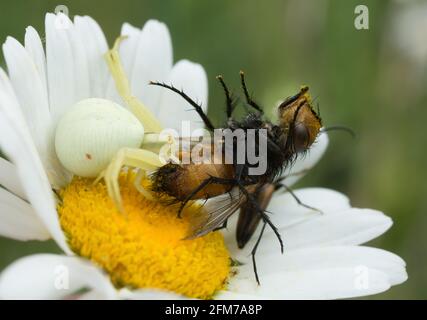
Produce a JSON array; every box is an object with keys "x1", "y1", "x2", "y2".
[{"x1": 55, "y1": 37, "x2": 176, "y2": 212}]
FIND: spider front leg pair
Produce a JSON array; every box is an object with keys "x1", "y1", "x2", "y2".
[
  {"x1": 94, "y1": 37, "x2": 180, "y2": 212},
  {"x1": 105, "y1": 36, "x2": 163, "y2": 133},
  {"x1": 95, "y1": 148, "x2": 164, "y2": 212}
]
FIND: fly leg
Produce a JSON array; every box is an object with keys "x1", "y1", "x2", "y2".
[
  {"x1": 177, "y1": 177, "x2": 215, "y2": 218},
  {"x1": 216, "y1": 75, "x2": 236, "y2": 120},
  {"x1": 213, "y1": 219, "x2": 228, "y2": 232},
  {"x1": 236, "y1": 182, "x2": 283, "y2": 252},
  {"x1": 240, "y1": 71, "x2": 263, "y2": 113},
  {"x1": 251, "y1": 221, "x2": 267, "y2": 285},
  {"x1": 177, "y1": 176, "x2": 237, "y2": 218},
  {"x1": 236, "y1": 181, "x2": 283, "y2": 284},
  {"x1": 275, "y1": 182, "x2": 324, "y2": 214},
  {"x1": 149, "y1": 81, "x2": 215, "y2": 131}
]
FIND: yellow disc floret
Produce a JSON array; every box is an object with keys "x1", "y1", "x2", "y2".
[{"x1": 57, "y1": 173, "x2": 230, "y2": 299}]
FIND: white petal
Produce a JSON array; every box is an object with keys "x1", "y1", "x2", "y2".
[
  {"x1": 118, "y1": 22, "x2": 142, "y2": 74},
  {"x1": 256, "y1": 209, "x2": 392, "y2": 255},
  {"x1": 118, "y1": 288, "x2": 186, "y2": 300},
  {"x1": 157, "y1": 60, "x2": 208, "y2": 131},
  {"x1": 0, "y1": 69, "x2": 70, "y2": 253},
  {"x1": 3, "y1": 34, "x2": 69, "y2": 188},
  {"x1": 268, "y1": 187, "x2": 351, "y2": 227},
  {"x1": 0, "y1": 187, "x2": 50, "y2": 241},
  {"x1": 0, "y1": 254, "x2": 116, "y2": 300},
  {"x1": 281, "y1": 132, "x2": 329, "y2": 186},
  {"x1": 73, "y1": 16, "x2": 109, "y2": 98},
  {"x1": 27, "y1": 25, "x2": 68, "y2": 187},
  {"x1": 80, "y1": 288, "x2": 185, "y2": 300},
  {"x1": 24, "y1": 26, "x2": 48, "y2": 99},
  {"x1": 129, "y1": 20, "x2": 173, "y2": 113},
  {"x1": 2, "y1": 36, "x2": 51, "y2": 151},
  {"x1": 228, "y1": 246, "x2": 407, "y2": 299},
  {"x1": 121, "y1": 22, "x2": 141, "y2": 38},
  {"x1": 78, "y1": 290, "x2": 115, "y2": 300},
  {"x1": 223, "y1": 188, "x2": 351, "y2": 252},
  {"x1": 45, "y1": 13, "x2": 75, "y2": 121},
  {"x1": 61, "y1": 13, "x2": 91, "y2": 104},
  {"x1": 3, "y1": 35, "x2": 52, "y2": 181},
  {"x1": 0, "y1": 157, "x2": 26, "y2": 199},
  {"x1": 106, "y1": 20, "x2": 173, "y2": 116},
  {"x1": 105, "y1": 23, "x2": 141, "y2": 103},
  {"x1": 215, "y1": 291, "x2": 262, "y2": 300},
  {"x1": 232, "y1": 268, "x2": 391, "y2": 300},
  {"x1": 45, "y1": 13, "x2": 90, "y2": 123}
]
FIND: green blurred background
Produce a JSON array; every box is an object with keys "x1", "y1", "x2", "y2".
[{"x1": 0, "y1": 0, "x2": 426, "y2": 299}]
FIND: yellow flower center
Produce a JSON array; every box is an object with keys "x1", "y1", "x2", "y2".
[{"x1": 57, "y1": 174, "x2": 231, "y2": 299}]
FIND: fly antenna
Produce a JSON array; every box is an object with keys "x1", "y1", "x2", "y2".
[{"x1": 321, "y1": 125, "x2": 356, "y2": 138}]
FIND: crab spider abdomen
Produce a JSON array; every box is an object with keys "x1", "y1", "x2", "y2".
[{"x1": 55, "y1": 98, "x2": 145, "y2": 177}]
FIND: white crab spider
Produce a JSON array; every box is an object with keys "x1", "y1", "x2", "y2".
[{"x1": 55, "y1": 37, "x2": 176, "y2": 212}]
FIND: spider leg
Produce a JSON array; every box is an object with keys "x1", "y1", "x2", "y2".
[
  {"x1": 134, "y1": 169, "x2": 156, "y2": 201},
  {"x1": 275, "y1": 182, "x2": 324, "y2": 214},
  {"x1": 104, "y1": 36, "x2": 163, "y2": 133},
  {"x1": 97, "y1": 148, "x2": 163, "y2": 213}
]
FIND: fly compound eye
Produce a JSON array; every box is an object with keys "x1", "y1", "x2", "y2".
[{"x1": 293, "y1": 123, "x2": 310, "y2": 152}]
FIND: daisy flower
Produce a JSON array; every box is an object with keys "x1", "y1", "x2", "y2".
[{"x1": 0, "y1": 13, "x2": 407, "y2": 300}]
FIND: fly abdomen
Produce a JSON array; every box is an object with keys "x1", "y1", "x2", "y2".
[{"x1": 151, "y1": 162, "x2": 235, "y2": 201}]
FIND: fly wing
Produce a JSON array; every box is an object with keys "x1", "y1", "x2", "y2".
[
  {"x1": 236, "y1": 183, "x2": 275, "y2": 248},
  {"x1": 185, "y1": 187, "x2": 247, "y2": 239}
]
